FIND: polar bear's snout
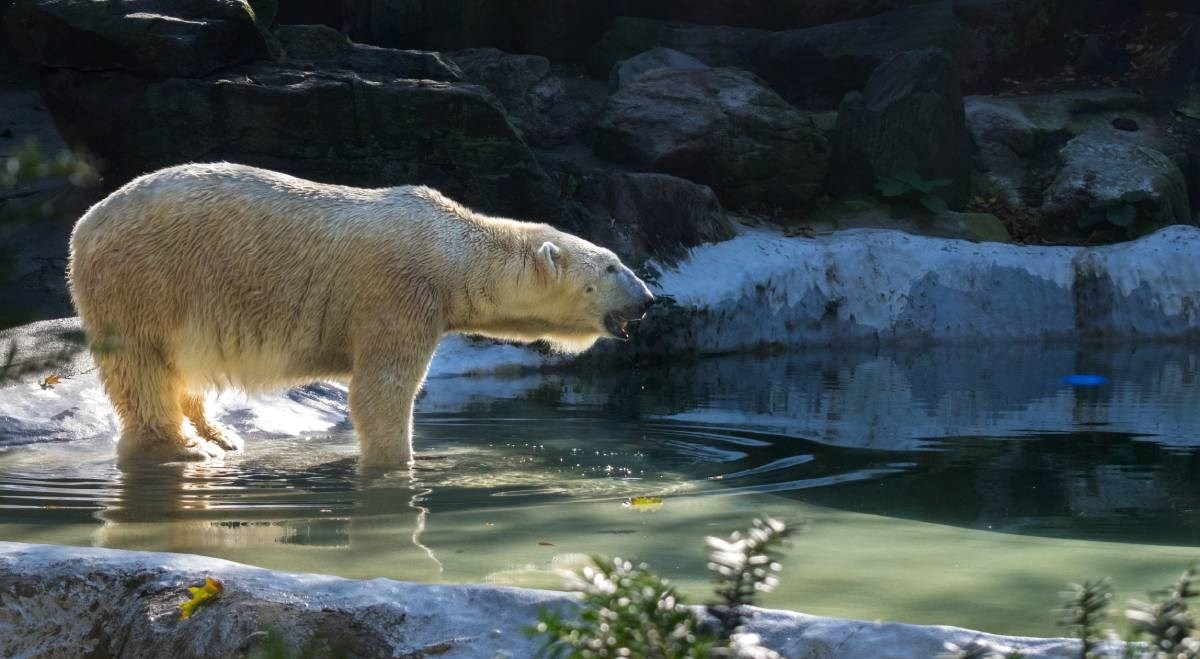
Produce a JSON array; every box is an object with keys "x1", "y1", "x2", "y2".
[{"x1": 602, "y1": 270, "x2": 656, "y2": 340}]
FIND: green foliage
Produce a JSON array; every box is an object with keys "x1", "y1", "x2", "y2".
[
  {"x1": 1126, "y1": 565, "x2": 1200, "y2": 657},
  {"x1": 1060, "y1": 579, "x2": 1114, "y2": 659},
  {"x1": 1, "y1": 137, "x2": 97, "y2": 191},
  {"x1": 533, "y1": 556, "x2": 719, "y2": 659},
  {"x1": 1083, "y1": 191, "x2": 1152, "y2": 232},
  {"x1": 706, "y1": 518, "x2": 788, "y2": 638},
  {"x1": 529, "y1": 518, "x2": 788, "y2": 659},
  {"x1": 876, "y1": 167, "x2": 952, "y2": 214}
]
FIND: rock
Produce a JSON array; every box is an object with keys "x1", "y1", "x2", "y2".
[
  {"x1": 247, "y1": 0, "x2": 277, "y2": 29},
  {"x1": 1074, "y1": 33, "x2": 1131, "y2": 76},
  {"x1": 964, "y1": 88, "x2": 1191, "y2": 241},
  {"x1": 1044, "y1": 133, "x2": 1190, "y2": 233},
  {"x1": 505, "y1": 0, "x2": 621, "y2": 61},
  {"x1": 649, "y1": 225, "x2": 1200, "y2": 352},
  {"x1": 0, "y1": 542, "x2": 1086, "y2": 658},
  {"x1": 593, "y1": 67, "x2": 828, "y2": 214},
  {"x1": 1180, "y1": 84, "x2": 1200, "y2": 121},
  {"x1": 1122, "y1": 11, "x2": 1200, "y2": 106},
  {"x1": 752, "y1": 3, "x2": 962, "y2": 107},
  {"x1": 619, "y1": 0, "x2": 934, "y2": 31},
  {"x1": 576, "y1": 171, "x2": 734, "y2": 264},
  {"x1": 587, "y1": 17, "x2": 765, "y2": 79},
  {"x1": 608, "y1": 47, "x2": 707, "y2": 93},
  {"x1": 37, "y1": 62, "x2": 560, "y2": 219},
  {"x1": 952, "y1": 0, "x2": 1062, "y2": 89},
  {"x1": 341, "y1": 0, "x2": 512, "y2": 52},
  {"x1": 3, "y1": 0, "x2": 270, "y2": 77},
  {"x1": 446, "y1": 48, "x2": 566, "y2": 147},
  {"x1": 807, "y1": 198, "x2": 1011, "y2": 243},
  {"x1": 276, "y1": 24, "x2": 462, "y2": 81},
  {"x1": 1111, "y1": 117, "x2": 1139, "y2": 132},
  {"x1": 830, "y1": 48, "x2": 973, "y2": 210}
]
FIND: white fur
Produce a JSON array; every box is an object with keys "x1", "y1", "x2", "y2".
[{"x1": 69, "y1": 163, "x2": 652, "y2": 467}]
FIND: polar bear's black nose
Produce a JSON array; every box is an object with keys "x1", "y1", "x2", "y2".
[{"x1": 639, "y1": 293, "x2": 656, "y2": 316}]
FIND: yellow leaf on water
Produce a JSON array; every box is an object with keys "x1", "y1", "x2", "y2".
[
  {"x1": 622, "y1": 496, "x2": 663, "y2": 511},
  {"x1": 39, "y1": 374, "x2": 61, "y2": 389},
  {"x1": 180, "y1": 577, "x2": 222, "y2": 620}
]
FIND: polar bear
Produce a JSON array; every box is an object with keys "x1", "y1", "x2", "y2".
[{"x1": 68, "y1": 163, "x2": 655, "y2": 467}]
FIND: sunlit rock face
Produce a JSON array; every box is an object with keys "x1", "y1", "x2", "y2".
[{"x1": 0, "y1": 542, "x2": 1081, "y2": 658}]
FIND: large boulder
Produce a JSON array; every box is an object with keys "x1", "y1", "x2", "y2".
[
  {"x1": 275, "y1": 23, "x2": 462, "y2": 81},
  {"x1": 586, "y1": 17, "x2": 764, "y2": 79},
  {"x1": 608, "y1": 47, "x2": 707, "y2": 93},
  {"x1": 1044, "y1": 134, "x2": 1191, "y2": 233},
  {"x1": 4, "y1": 0, "x2": 270, "y2": 77},
  {"x1": 575, "y1": 171, "x2": 735, "y2": 264},
  {"x1": 590, "y1": 2, "x2": 1061, "y2": 107},
  {"x1": 593, "y1": 67, "x2": 829, "y2": 214},
  {"x1": 965, "y1": 88, "x2": 1192, "y2": 241},
  {"x1": 831, "y1": 48, "x2": 973, "y2": 210},
  {"x1": 38, "y1": 62, "x2": 561, "y2": 218},
  {"x1": 446, "y1": 48, "x2": 566, "y2": 147},
  {"x1": 752, "y1": 3, "x2": 962, "y2": 107}
]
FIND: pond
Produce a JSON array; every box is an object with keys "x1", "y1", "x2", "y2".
[{"x1": 2, "y1": 342, "x2": 1199, "y2": 637}]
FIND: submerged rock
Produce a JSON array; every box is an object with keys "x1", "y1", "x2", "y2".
[
  {"x1": 593, "y1": 67, "x2": 828, "y2": 213},
  {"x1": 0, "y1": 542, "x2": 1081, "y2": 658}
]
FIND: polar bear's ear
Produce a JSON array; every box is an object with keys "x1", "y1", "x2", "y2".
[{"x1": 536, "y1": 241, "x2": 562, "y2": 279}]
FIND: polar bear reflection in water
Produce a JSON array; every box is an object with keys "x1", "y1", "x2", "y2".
[{"x1": 69, "y1": 163, "x2": 654, "y2": 468}]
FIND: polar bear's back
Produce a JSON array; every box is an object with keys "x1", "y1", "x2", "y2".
[{"x1": 68, "y1": 163, "x2": 439, "y2": 389}]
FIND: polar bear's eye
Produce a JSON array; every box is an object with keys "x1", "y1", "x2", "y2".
[
  {"x1": 585, "y1": 285, "x2": 595, "y2": 293},
  {"x1": 605, "y1": 265, "x2": 617, "y2": 274}
]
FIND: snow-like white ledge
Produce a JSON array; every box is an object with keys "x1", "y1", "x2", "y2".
[
  {"x1": 650, "y1": 225, "x2": 1200, "y2": 351},
  {"x1": 0, "y1": 542, "x2": 1080, "y2": 658}
]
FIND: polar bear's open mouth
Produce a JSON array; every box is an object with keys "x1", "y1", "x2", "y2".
[{"x1": 603, "y1": 312, "x2": 632, "y2": 340}]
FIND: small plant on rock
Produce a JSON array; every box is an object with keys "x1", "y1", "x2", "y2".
[
  {"x1": 530, "y1": 517, "x2": 789, "y2": 658},
  {"x1": 1059, "y1": 579, "x2": 1114, "y2": 659},
  {"x1": 876, "y1": 167, "x2": 952, "y2": 214},
  {"x1": 1081, "y1": 191, "x2": 1151, "y2": 236}
]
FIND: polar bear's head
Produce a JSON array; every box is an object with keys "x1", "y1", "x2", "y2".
[{"x1": 488, "y1": 226, "x2": 655, "y2": 354}]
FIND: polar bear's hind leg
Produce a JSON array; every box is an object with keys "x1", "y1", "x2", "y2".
[{"x1": 96, "y1": 340, "x2": 219, "y2": 462}]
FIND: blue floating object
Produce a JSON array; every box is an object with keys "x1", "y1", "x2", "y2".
[{"x1": 1063, "y1": 374, "x2": 1109, "y2": 386}]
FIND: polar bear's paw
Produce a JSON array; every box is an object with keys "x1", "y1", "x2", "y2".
[{"x1": 199, "y1": 424, "x2": 244, "y2": 452}]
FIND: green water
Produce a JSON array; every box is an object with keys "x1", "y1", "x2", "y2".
[{"x1": 2, "y1": 344, "x2": 1200, "y2": 636}]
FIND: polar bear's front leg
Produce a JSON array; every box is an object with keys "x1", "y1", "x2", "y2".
[{"x1": 349, "y1": 333, "x2": 438, "y2": 469}]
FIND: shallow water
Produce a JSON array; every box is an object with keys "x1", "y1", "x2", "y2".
[{"x1": 2, "y1": 342, "x2": 1200, "y2": 636}]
